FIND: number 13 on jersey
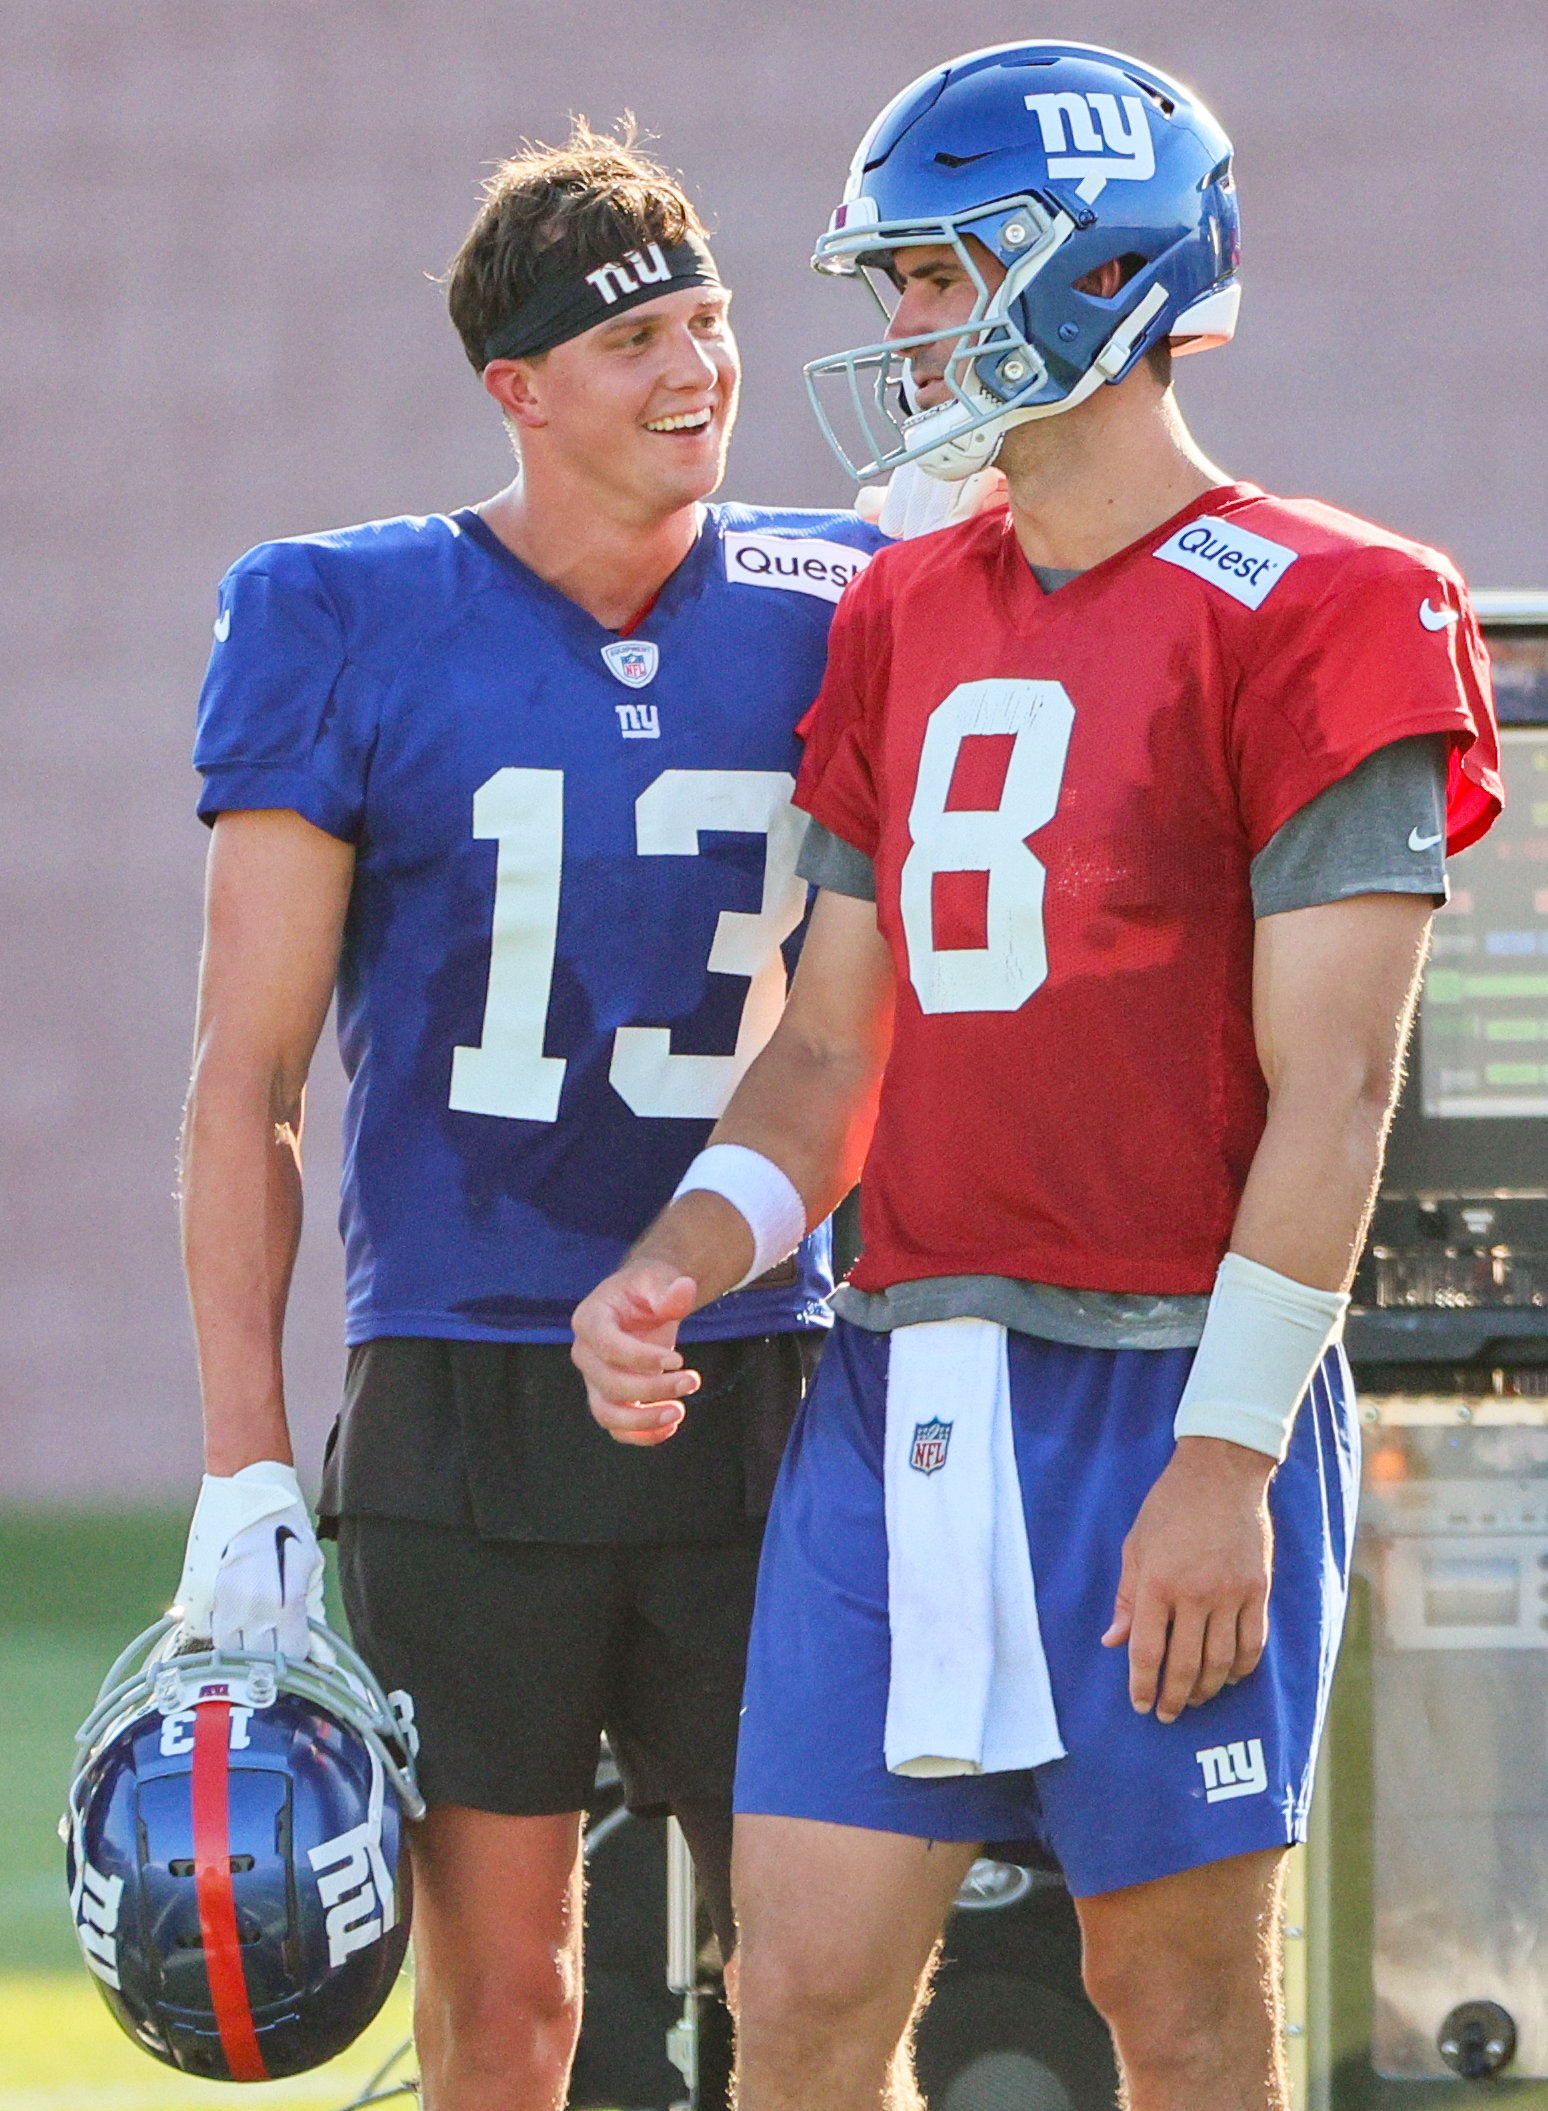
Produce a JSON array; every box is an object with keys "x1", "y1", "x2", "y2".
[{"x1": 448, "y1": 767, "x2": 807, "y2": 1124}]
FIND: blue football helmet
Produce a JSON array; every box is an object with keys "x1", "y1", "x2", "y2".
[
  {"x1": 806, "y1": 42, "x2": 1240, "y2": 481},
  {"x1": 63, "y1": 1616, "x2": 424, "y2": 2082}
]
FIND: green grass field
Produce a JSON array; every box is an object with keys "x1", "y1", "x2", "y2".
[{"x1": 0, "y1": 1513, "x2": 415, "y2": 2110}]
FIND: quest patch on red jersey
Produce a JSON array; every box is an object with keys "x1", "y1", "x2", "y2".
[{"x1": 1152, "y1": 514, "x2": 1299, "y2": 609}]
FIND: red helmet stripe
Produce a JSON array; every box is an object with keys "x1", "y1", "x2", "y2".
[{"x1": 192, "y1": 1701, "x2": 268, "y2": 2082}]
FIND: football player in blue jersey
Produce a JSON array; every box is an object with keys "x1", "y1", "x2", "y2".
[{"x1": 174, "y1": 122, "x2": 889, "y2": 2108}]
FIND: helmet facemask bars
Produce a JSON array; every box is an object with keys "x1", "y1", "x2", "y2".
[{"x1": 806, "y1": 197, "x2": 1073, "y2": 483}]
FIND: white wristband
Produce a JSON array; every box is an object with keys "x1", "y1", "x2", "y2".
[
  {"x1": 1173, "y1": 1252, "x2": 1349, "y2": 1462},
  {"x1": 673, "y1": 1144, "x2": 807, "y2": 1291}
]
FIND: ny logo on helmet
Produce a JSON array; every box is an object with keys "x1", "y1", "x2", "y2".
[
  {"x1": 309, "y1": 1812, "x2": 397, "y2": 1968},
  {"x1": 1024, "y1": 91, "x2": 1155, "y2": 202},
  {"x1": 73, "y1": 1860, "x2": 124, "y2": 1988}
]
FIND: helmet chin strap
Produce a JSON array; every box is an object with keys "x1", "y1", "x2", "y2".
[
  {"x1": 909, "y1": 279, "x2": 1171, "y2": 482},
  {"x1": 907, "y1": 385, "x2": 1030, "y2": 482}
]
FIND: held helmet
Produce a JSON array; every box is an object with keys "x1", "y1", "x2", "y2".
[
  {"x1": 63, "y1": 1616, "x2": 424, "y2": 2082},
  {"x1": 806, "y1": 42, "x2": 1240, "y2": 481}
]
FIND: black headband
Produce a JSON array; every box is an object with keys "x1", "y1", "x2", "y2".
[{"x1": 481, "y1": 232, "x2": 722, "y2": 365}]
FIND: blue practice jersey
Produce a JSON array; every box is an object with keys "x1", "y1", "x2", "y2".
[{"x1": 194, "y1": 503, "x2": 884, "y2": 1345}]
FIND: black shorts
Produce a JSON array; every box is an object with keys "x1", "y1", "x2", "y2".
[
  {"x1": 336, "y1": 1515, "x2": 763, "y2": 1818},
  {"x1": 321, "y1": 1332, "x2": 822, "y2": 1544}
]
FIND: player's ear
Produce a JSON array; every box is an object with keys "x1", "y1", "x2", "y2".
[{"x1": 482, "y1": 357, "x2": 549, "y2": 430}]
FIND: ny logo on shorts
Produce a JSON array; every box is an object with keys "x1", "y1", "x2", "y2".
[
  {"x1": 909, "y1": 1419, "x2": 952, "y2": 1475},
  {"x1": 1196, "y1": 1736, "x2": 1267, "y2": 1803}
]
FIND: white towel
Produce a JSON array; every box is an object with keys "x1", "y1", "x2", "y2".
[{"x1": 883, "y1": 1317, "x2": 1065, "y2": 1778}]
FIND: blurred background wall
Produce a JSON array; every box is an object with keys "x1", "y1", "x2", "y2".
[{"x1": 3, "y1": 0, "x2": 1544, "y2": 1501}]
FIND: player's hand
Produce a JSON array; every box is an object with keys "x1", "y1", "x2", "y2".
[
  {"x1": 173, "y1": 1460, "x2": 325, "y2": 1662},
  {"x1": 571, "y1": 1260, "x2": 702, "y2": 1447},
  {"x1": 855, "y1": 462, "x2": 1008, "y2": 539},
  {"x1": 1101, "y1": 1437, "x2": 1275, "y2": 1725}
]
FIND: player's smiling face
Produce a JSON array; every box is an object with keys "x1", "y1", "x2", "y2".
[
  {"x1": 883, "y1": 241, "x2": 1007, "y2": 408},
  {"x1": 509, "y1": 285, "x2": 739, "y2": 513}
]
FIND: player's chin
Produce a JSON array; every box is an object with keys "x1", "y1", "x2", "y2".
[{"x1": 643, "y1": 433, "x2": 729, "y2": 504}]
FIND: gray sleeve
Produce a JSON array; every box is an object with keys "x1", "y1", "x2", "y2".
[
  {"x1": 1250, "y1": 734, "x2": 1449, "y2": 919},
  {"x1": 796, "y1": 816, "x2": 877, "y2": 902}
]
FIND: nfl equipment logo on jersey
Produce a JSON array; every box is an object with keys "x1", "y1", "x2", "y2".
[
  {"x1": 909, "y1": 1419, "x2": 952, "y2": 1475},
  {"x1": 601, "y1": 639, "x2": 659, "y2": 689}
]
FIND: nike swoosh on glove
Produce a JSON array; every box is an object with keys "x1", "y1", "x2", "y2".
[
  {"x1": 174, "y1": 1460, "x2": 325, "y2": 1661},
  {"x1": 855, "y1": 462, "x2": 1008, "y2": 540}
]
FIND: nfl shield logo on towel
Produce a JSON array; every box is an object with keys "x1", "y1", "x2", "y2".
[
  {"x1": 601, "y1": 639, "x2": 659, "y2": 689},
  {"x1": 909, "y1": 1419, "x2": 952, "y2": 1475}
]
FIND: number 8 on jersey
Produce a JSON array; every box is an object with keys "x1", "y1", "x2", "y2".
[{"x1": 900, "y1": 680, "x2": 1075, "y2": 1015}]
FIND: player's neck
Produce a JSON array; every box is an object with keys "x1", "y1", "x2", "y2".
[
  {"x1": 998, "y1": 380, "x2": 1231, "y2": 574},
  {"x1": 476, "y1": 467, "x2": 703, "y2": 631}
]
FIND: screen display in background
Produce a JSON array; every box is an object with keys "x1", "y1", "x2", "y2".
[
  {"x1": 1491, "y1": 632, "x2": 1548, "y2": 720},
  {"x1": 1423, "y1": 709, "x2": 1548, "y2": 1118},
  {"x1": 1422, "y1": 1553, "x2": 1521, "y2": 1628}
]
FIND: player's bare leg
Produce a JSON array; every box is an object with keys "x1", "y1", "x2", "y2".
[
  {"x1": 733, "y1": 1814, "x2": 977, "y2": 2111},
  {"x1": 409, "y1": 1807, "x2": 585, "y2": 2111},
  {"x1": 1076, "y1": 1848, "x2": 1287, "y2": 2111}
]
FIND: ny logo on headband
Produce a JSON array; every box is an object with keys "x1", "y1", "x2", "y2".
[{"x1": 586, "y1": 244, "x2": 672, "y2": 305}]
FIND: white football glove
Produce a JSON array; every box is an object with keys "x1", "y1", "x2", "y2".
[
  {"x1": 855, "y1": 462, "x2": 1009, "y2": 540},
  {"x1": 173, "y1": 1460, "x2": 325, "y2": 1662}
]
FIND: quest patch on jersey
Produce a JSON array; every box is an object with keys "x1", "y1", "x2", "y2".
[
  {"x1": 723, "y1": 531, "x2": 873, "y2": 605},
  {"x1": 1153, "y1": 516, "x2": 1299, "y2": 610}
]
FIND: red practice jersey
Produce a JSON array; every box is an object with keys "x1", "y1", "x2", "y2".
[{"x1": 795, "y1": 482, "x2": 1502, "y2": 1298}]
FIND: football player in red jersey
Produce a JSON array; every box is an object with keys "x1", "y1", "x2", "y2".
[{"x1": 572, "y1": 44, "x2": 1502, "y2": 2111}]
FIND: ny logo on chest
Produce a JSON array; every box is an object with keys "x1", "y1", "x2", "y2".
[{"x1": 615, "y1": 701, "x2": 660, "y2": 739}]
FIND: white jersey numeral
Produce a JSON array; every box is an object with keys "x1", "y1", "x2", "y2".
[
  {"x1": 449, "y1": 769, "x2": 568, "y2": 1121},
  {"x1": 452, "y1": 768, "x2": 804, "y2": 1124},
  {"x1": 611, "y1": 771, "x2": 804, "y2": 1117},
  {"x1": 900, "y1": 680, "x2": 1075, "y2": 1014}
]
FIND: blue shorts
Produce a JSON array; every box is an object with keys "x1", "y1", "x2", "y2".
[{"x1": 733, "y1": 1318, "x2": 1359, "y2": 1897}]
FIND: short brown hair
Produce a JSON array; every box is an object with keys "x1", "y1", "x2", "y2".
[{"x1": 445, "y1": 117, "x2": 707, "y2": 371}]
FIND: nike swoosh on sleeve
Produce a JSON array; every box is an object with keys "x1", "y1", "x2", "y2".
[
  {"x1": 1419, "y1": 599, "x2": 1459, "y2": 631},
  {"x1": 1408, "y1": 827, "x2": 1444, "y2": 852}
]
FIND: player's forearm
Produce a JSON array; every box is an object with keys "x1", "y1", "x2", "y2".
[
  {"x1": 1169, "y1": 1080, "x2": 1383, "y2": 1468},
  {"x1": 1168, "y1": 898, "x2": 1429, "y2": 1467},
  {"x1": 1227, "y1": 1065, "x2": 1395, "y2": 1291},
  {"x1": 626, "y1": 885, "x2": 893, "y2": 1306},
  {"x1": 180, "y1": 1061, "x2": 305, "y2": 1473},
  {"x1": 181, "y1": 812, "x2": 352, "y2": 1470},
  {"x1": 714, "y1": 1021, "x2": 882, "y2": 1225},
  {"x1": 1235, "y1": 894, "x2": 1430, "y2": 1290},
  {"x1": 628, "y1": 1023, "x2": 883, "y2": 1308}
]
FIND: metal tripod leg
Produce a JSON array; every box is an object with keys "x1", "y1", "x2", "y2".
[{"x1": 665, "y1": 1816, "x2": 699, "y2": 2110}]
